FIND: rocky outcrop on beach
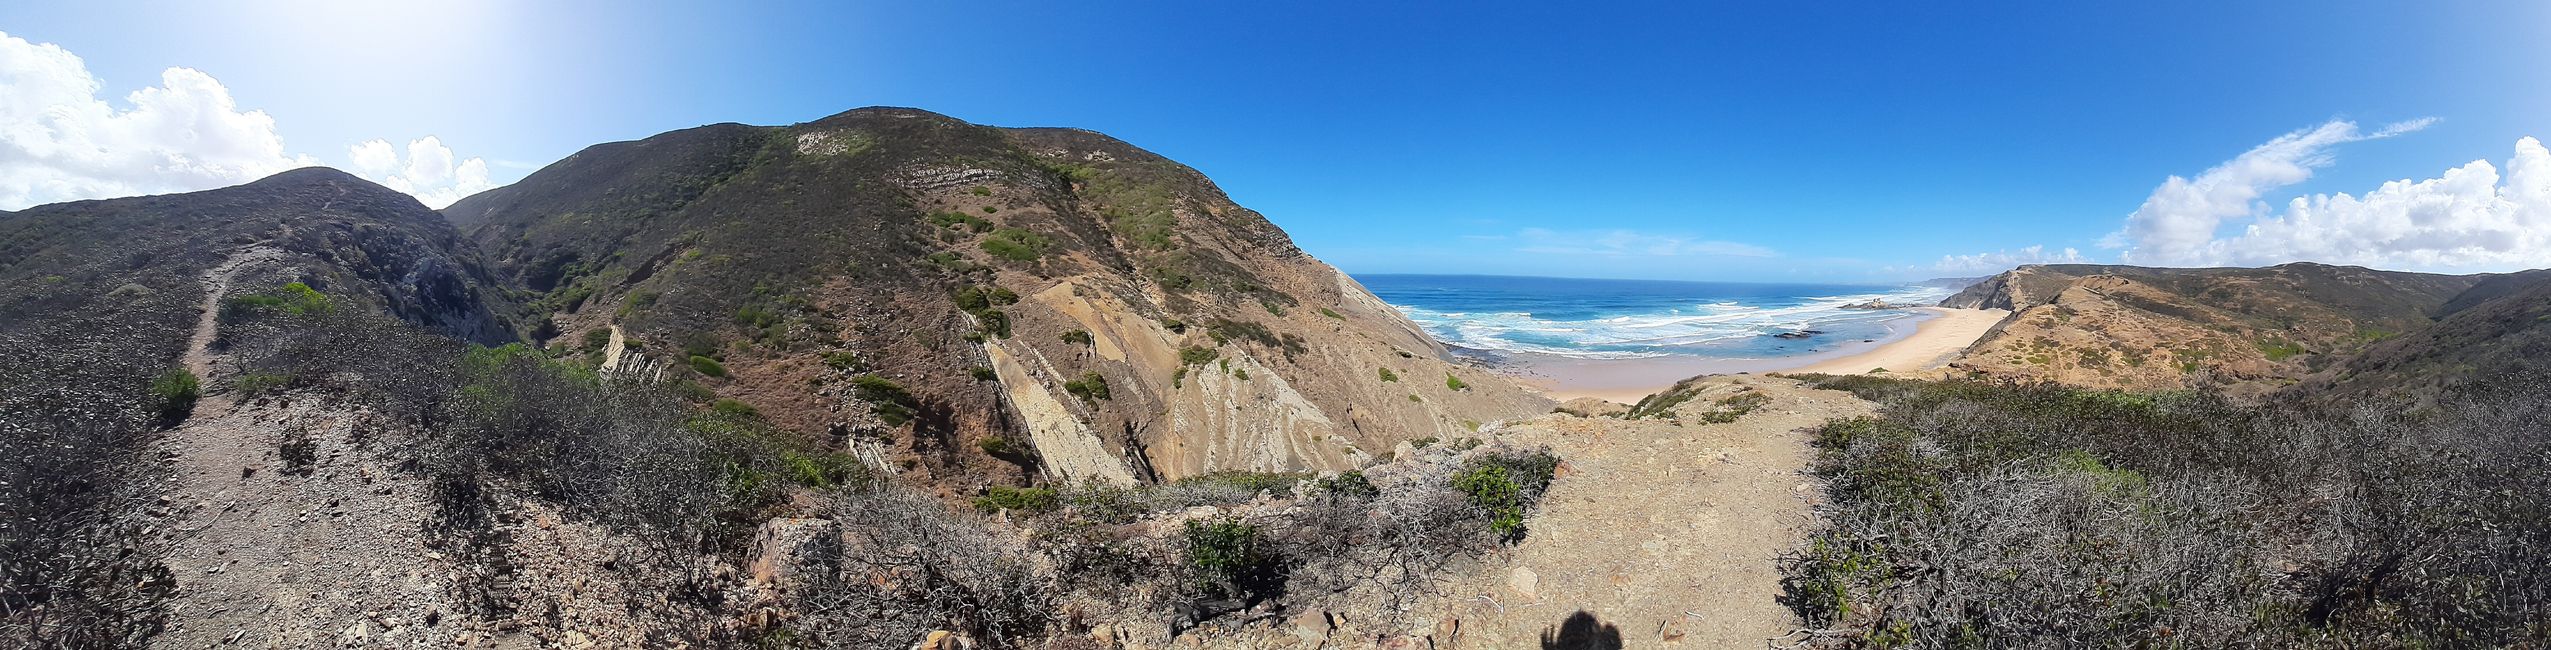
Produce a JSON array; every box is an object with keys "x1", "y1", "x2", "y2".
[{"x1": 1839, "y1": 299, "x2": 1903, "y2": 310}]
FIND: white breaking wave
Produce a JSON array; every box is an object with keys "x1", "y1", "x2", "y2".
[{"x1": 1395, "y1": 286, "x2": 1950, "y2": 359}]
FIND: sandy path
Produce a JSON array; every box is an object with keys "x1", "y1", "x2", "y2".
[
  {"x1": 1420, "y1": 376, "x2": 1875, "y2": 648},
  {"x1": 147, "y1": 247, "x2": 492, "y2": 648},
  {"x1": 1524, "y1": 307, "x2": 2009, "y2": 403}
]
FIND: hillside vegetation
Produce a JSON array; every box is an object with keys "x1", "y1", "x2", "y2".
[
  {"x1": 1785, "y1": 371, "x2": 2551, "y2": 647},
  {"x1": 0, "y1": 170, "x2": 518, "y2": 645},
  {"x1": 1939, "y1": 263, "x2": 2481, "y2": 392},
  {"x1": 444, "y1": 107, "x2": 1545, "y2": 487}
]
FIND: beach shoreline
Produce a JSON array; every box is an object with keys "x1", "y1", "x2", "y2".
[{"x1": 1494, "y1": 306, "x2": 2011, "y2": 403}]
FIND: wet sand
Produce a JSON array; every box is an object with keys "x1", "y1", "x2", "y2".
[{"x1": 1501, "y1": 307, "x2": 2012, "y2": 403}]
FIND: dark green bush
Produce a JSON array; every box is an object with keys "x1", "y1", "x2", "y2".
[
  {"x1": 1452, "y1": 449, "x2": 1558, "y2": 542},
  {"x1": 687, "y1": 355, "x2": 728, "y2": 378},
  {"x1": 1377, "y1": 367, "x2": 1398, "y2": 382},
  {"x1": 928, "y1": 210, "x2": 993, "y2": 233},
  {"x1": 973, "y1": 486, "x2": 1059, "y2": 513},
  {"x1": 1184, "y1": 518, "x2": 1278, "y2": 600},
  {"x1": 148, "y1": 367, "x2": 200, "y2": 423},
  {"x1": 234, "y1": 372, "x2": 291, "y2": 395},
  {"x1": 980, "y1": 228, "x2": 1052, "y2": 262},
  {"x1": 1444, "y1": 374, "x2": 1468, "y2": 391},
  {"x1": 1178, "y1": 345, "x2": 1219, "y2": 366},
  {"x1": 1061, "y1": 330, "x2": 1093, "y2": 345},
  {"x1": 851, "y1": 375, "x2": 919, "y2": 426},
  {"x1": 1314, "y1": 470, "x2": 1379, "y2": 500},
  {"x1": 1062, "y1": 371, "x2": 1110, "y2": 402}
]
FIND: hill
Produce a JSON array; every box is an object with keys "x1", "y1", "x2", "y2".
[
  {"x1": 1937, "y1": 262, "x2": 2481, "y2": 391},
  {"x1": 2296, "y1": 269, "x2": 2551, "y2": 401},
  {"x1": 0, "y1": 168, "x2": 516, "y2": 645},
  {"x1": 442, "y1": 107, "x2": 1547, "y2": 485}
]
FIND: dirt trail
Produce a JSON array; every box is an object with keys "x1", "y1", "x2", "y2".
[
  {"x1": 179, "y1": 247, "x2": 282, "y2": 383},
  {"x1": 146, "y1": 247, "x2": 499, "y2": 648},
  {"x1": 1419, "y1": 375, "x2": 1872, "y2": 648}
]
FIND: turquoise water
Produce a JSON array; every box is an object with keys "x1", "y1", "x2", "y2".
[{"x1": 1355, "y1": 274, "x2": 1947, "y2": 360}]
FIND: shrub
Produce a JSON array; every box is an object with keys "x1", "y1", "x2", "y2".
[
  {"x1": 972, "y1": 486, "x2": 1059, "y2": 513},
  {"x1": 582, "y1": 328, "x2": 613, "y2": 351},
  {"x1": 2258, "y1": 338, "x2": 2307, "y2": 361},
  {"x1": 1062, "y1": 371, "x2": 1110, "y2": 402},
  {"x1": 1781, "y1": 374, "x2": 2551, "y2": 646},
  {"x1": 929, "y1": 210, "x2": 993, "y2": 233},
  {"x1": 1314, "y1": 470, "x2": 1379, "y2": 500},
  {"x1": 1378, "y1": 367, "x2": 1399, "y2": 382},
  {"x1": 852, "y1": 375, "x2": 919, "y2": 426},
  {"x1": 218, "y1": 282, "x2": 330, "y2": 322},
  {"x1": 823, "y1": 350, "x2": 866, "y2": 371},
  {"x1": 969, "y1": 366, "x2": 997, "y2": 381},
  {"x1": 687, "y1": 355, "x2": 728, "y2": 378},
  {"x1": 234, "y1": 372, "x2": 291, "y2": 395},
  {"x1": 1178, "y1": 345, "x2": 1219, "y2": 366},
  {"x1": 779, "y1": 451, "x2": 869, "y2": 489},
  {"x1": 973, "y1": 309, "x2": 1011, "y2": 338},
  {"x1": 1452, "y1": 449, "x2": 1559, "y2": 542},
  {"x1": 1184, "y1": 518, "x2": 1277, "y2": 600},
  {"x1": 710, "y1": 398, "x2": 759, "y2": 419},
  {"x1": 1444, "y1": 374, "x2": 1468, "y2": 391},
  {"x1": 1318, "y1": 307, "x2": 1344, "y2": 320},
  {"x1": 149, "y1": 367, "x2": 200, "y2": 423},
  {"x1": 1061, "y1": 330, "x2": 1093, "y2": 345},
  {"x1": 976, "y1": 436, "x2": 1022, "y2": 457},
  {"x1": 980, "y1": 228, "x2": 1052, "y2": 262}
]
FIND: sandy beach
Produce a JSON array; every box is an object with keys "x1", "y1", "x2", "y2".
[{"x1": 1507, "y1": 306, "x2": 2012, "y2": 403}]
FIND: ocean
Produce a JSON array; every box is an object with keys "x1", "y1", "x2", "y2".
[{"x1": 1355, "y1": 274, "x2": 1951, "y2": 361}]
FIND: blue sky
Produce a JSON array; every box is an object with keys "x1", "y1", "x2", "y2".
[{"x1": 4, "y1": 0, "x2": 2548, "y2": 280}]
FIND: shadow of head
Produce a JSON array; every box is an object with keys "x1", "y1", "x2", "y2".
[{"x1": 1541, "y1": 610, "x2": 1623, "y2": 650}]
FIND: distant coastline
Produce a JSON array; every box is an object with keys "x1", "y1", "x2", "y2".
[{"x1": 1356, "y1": 274, "x2": 2007, "y2": 403}]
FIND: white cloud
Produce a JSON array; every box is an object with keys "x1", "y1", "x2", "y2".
[
  {"x1": 0, "y1": 31, "x2": 492, "y2": 210},
  {"x1": 1512, "y1": 227, "x2": 1778, "y2": 258},
  {"x1": 2104, "y1": 117, "x2": 2551, "y2": 272},
  {"x1": 347, "y1": 136, "x2": 493, "y2": 209},
  {"x1": 1931, "y1": 245, "x2": 2088, "y2": 275},
  {"x1": 0, "y1": 31, "x2": 315, "y2": 209}
]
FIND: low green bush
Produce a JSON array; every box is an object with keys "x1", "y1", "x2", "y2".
[
  {"x1": 149, "y1": 368, "x2": 201, "y2": 423},
  {"x1": 1178, "y1": 345, "x2": 1219, "y2": 366},
  {"x1": 1063, "y1": 371, "x2": 1110, "y2": 402},
  {"x1": 1184, "y1": 518, "x2": 1276, "y2": 600},
  {"x1": 852, "y1": 375, "x2": 919, "y2": 425},
  {"x1": 688, "y1": 355, "x2": 728, "y2": 378},
  {"x1": 980, "y1": 228, "x2": 1052, "y2": 262},
  {"x1": 1452, "y1": 449, "x2": 1559, "y2": 542},
  {"x1": 234, "y1": 372, "x2": 292, "y2": 396}
]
